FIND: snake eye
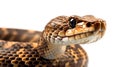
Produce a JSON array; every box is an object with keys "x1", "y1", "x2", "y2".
[{"x1": 69, "y1": 17, "x2": 77, "y2": 28}]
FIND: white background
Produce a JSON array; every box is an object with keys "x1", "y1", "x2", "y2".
[{"x1": 0, "y1": 0, "x2": 119, "y2": 67}]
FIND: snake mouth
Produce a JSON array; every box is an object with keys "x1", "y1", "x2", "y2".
[
  {"x1": 61, "y1": 31, "x2": 94, "y2": 39},
  {"x1": 52, "y1": 30, "x2": 95, "y2": 45},
  {"x1": 49, "y1": 30, "x2": 95, "y2": 45}
]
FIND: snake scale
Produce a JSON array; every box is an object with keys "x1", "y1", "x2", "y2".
[{"x1": 0, "y1": 15, "x2": 106, "y2": 67}]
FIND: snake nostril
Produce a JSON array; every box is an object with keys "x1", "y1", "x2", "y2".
[{"x1": 86, "y1": 22, "x2": 93, "y2": 27}]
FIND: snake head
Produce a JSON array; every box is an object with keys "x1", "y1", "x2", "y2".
[{"x1": 43, "y1": 15, "x2": 106, "y2": 45}]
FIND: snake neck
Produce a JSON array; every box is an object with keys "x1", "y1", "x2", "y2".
[{"x1": 37, "y1": 33, "x2": 67, "y2": 59}]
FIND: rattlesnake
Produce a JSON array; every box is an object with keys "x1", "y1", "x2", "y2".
[{"x1": 0, "y1": 15, "x2": 106, "y2": 67}]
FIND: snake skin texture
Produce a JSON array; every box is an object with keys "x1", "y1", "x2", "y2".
[
  {"x1": 0, "y1": 15, "x2": 106, "y2": 67},
  {"x1": 0, "y1": 28, "x2": 41, "y2": 42}
]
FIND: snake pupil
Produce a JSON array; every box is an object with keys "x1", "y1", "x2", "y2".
[{"x1": 69, "y1": 18, "x2": 77, "y2": 28}]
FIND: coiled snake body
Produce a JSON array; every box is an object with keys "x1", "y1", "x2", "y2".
[{"x1": 0, "y1": 15, "x2": 106, "y2": 67}]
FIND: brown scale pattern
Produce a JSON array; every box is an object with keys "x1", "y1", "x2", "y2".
[
  {"x1": 0, "y1": 40, "x2": 87, "y2": 67},
  {"x1": 0, "y1": 28, "x2": 41, "y2": 42}
]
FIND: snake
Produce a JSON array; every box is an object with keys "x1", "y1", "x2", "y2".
[{"x1": 0, "y1": 15, "x2": 106, "y2": 67}]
